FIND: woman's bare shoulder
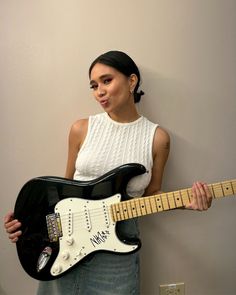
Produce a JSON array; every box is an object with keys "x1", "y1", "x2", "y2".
[
  {"x1": 69, "y1": 118, "x2": 89, "y2": 148},
  {"x1": 70, "y1": 118, "x2": 89, "y2": 134},
  {"x1": 153, "y1": 126, "x2": 170, "y2": 154}
]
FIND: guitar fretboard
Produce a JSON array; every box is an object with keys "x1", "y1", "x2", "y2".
[{"x1": 110, "y1": 179, "x2": 236, "y2": 222}]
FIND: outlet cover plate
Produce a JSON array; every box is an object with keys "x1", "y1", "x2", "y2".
[{"x1": 159, "y1": 282, "x2": 185, "y2": 295}]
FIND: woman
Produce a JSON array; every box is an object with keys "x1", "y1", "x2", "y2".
[{"x1": 4, "y1": 50, "x2": 212, "y2": 294}]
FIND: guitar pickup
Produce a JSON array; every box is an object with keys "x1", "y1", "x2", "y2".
[
  {"x1": 46, "y1": 213, "x2": 63, "y2": 242},
  {"x1": 84, "y1": 207, "x2": 91, "y2": 231}
]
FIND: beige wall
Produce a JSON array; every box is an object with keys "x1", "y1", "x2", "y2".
[{"x1": 1, "y1": 1, "x2": 236, "y2": 294}]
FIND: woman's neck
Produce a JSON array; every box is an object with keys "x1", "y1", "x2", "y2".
[{"x1": 107, "y1": 106, "x2": 140, "y2": 123}]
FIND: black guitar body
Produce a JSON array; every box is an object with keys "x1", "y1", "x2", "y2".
[{"x1": 14, "y1": 163, "x2": 146, "y2": 281}]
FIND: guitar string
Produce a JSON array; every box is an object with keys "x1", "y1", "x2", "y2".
[
  {"x1": 47, "y1": 182, "x2": 236, "y2": 236},
  {"x1": 55, "y1": 181, "x2": 235, "y2": 222}
]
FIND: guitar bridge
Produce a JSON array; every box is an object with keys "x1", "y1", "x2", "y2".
[{"x1": 46, "y1": 213, "x2": 63, "y2": 242}]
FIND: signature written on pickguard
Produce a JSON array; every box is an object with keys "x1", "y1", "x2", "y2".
[{"x1": 90, "y1": 230, "x2": 110, "y2": 248}]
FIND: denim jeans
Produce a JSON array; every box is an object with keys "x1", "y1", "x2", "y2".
[{"x1": 37, "y1": 220, "x2": 140, "y2": 295}]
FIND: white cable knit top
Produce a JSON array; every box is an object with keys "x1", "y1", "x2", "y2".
[{"x1": 74, "y1": 112, "x2": 158, "y2": 197}]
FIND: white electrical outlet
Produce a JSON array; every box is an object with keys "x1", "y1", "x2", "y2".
[{"x1": 159, "y1": 282, "x2": 185, "y2": 295}]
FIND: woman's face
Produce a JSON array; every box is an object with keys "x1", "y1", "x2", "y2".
[{"x1": 89, "y1": 63, "x2": 136, "y2": 113}]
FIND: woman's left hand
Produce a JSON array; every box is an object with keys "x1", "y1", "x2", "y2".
[{"x1": 186, "y1": 182, "x2": 212, "y2": 211}]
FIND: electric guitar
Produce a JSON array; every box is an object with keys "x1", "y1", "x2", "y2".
[{"x1": 14, "y1": 163, "x2": 236, "y2": 281}]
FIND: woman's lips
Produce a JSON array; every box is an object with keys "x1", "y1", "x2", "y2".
[{"x1": 100, "y1": 99, "x2": 109, "y2": 107}]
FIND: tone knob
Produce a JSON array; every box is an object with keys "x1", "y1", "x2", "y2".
[
  {"x1": 62, "y1": 251, "x2": 70, "y2": 260},
  {"x1": 66, "y1": 237, "x2": 74, "y2": 246}
]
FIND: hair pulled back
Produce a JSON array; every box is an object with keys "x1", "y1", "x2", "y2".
[{"x1": 89, "y1": 50, "x2": 144, "y2": 103}]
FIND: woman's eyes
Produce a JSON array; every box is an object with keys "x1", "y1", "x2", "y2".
[
  {"x1": 90, "y1": 78, "x2": 112, "y2": 90},
  {"x1": 104, "y1": 78, "x2": 112, "y2": 84},
  {"x1": 90, "y1": 84, "x2": 97, "y2": 90}
]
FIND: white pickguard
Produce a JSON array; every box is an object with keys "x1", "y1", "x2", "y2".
[{"x1": 50, "y1": 194, "x2": 138, "y2": 276}]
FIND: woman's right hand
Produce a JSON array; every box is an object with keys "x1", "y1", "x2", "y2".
[{"x1": 4, "y1": 211, "x2": 22, "y2": 243}]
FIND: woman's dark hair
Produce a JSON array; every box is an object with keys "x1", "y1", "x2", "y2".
[{"x1": 89, "y1": 50, "x2": 144, "y2": 103}]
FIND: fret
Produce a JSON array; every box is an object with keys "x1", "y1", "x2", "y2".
[
  {"x1": 186, "y1": 189, "x2": 192, "y2": 203},
  {"x1": 121, "y1": 202, "x2": 129, "y2": 220},
  {"x1": 173, "y1": 191, "x2": 183, "y2": 207},
  {"x1": 114, "y1": 203, "x2": 121, "y2": 221},
  {"x1": 138, "y1": 198, "x2": 147, "y2": 216},
  {"x1": 232, "y1": 180, "x2": 236, "y2": 194},
  {"x1": 118, "y1": 203, "x2": 125, "y2": 220},
  {"x1": 161, "y1": 194, "x2": 170, "y2": 210},
  {"x1": 126, "y1": 201, "x2": 133, "y2": 219},
  {"x1": 144, "y1": 197, "x2": 153, "y2": 214},
  {"x1": 134, "y1": 198, "x2": 142, "y2": 217},
  {"x1": 130, "y1": 199, "x2": 138, "y2": 217},
  {"x1": 221, "y1": 181, "x2": 234, "y2": 196},
  {"x1": 181, "y1": 189, "x2": 191, "y2": 206},
  {"x1": 110, "y1": 205, "x2": 116, "y2": 222},
  {"x1": 212, "y1": 184, "x2": 224, "y2": 198},
  {"x1": 149, "y1": 196, "x2": 158, "y2": 213},
  {"x1": 167, "y1": 193, "x2": 176, "y2": 209},
  {"x1": 208, "y1": 185, "x2": 215, "y2": 198},
  {"x1": 155, "y1": 195, "x2": 163, "y2": 212}
]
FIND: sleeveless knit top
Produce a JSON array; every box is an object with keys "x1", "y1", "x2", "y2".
[{"x1": 74, "y1": 112, "x2": 158, "y2": 197}]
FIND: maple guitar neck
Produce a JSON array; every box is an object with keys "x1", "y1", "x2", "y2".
[{"x1": 111, "y1": 179, "x2": 236, "y2": 222}]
